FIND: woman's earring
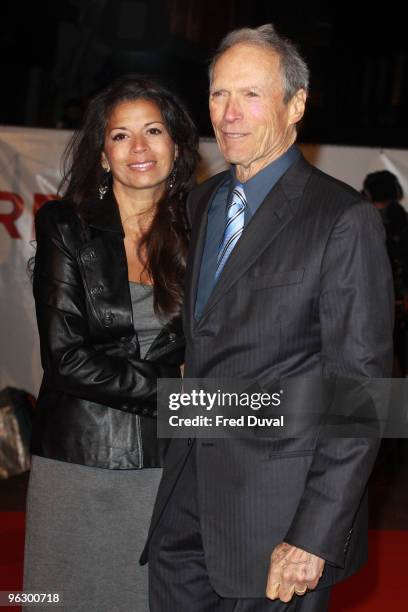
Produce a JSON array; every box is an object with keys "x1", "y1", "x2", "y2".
[
  {"x1": 98, "y1": 168, "x2": 110, "y2": 200},
  {"x1": 168, "y1": 167, "x2": 177, "y2": 190}
]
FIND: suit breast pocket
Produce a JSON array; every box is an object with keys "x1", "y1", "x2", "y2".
[{"x1": 250, "y1": 268, "x2": 304, "y2": 291}]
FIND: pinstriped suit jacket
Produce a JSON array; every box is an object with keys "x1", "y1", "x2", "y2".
[{"x1": 143, "y1": 155, "x2": 394, "y2": 597}]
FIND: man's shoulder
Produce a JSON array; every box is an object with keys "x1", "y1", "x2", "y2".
[
  {"x1": 302, "y1": 163, "x2": 383, "y2": 233},
  {"x1": 282, "y1": 157, "x2": 382, "y2": 236},
  {"x1": 309, "y1": 165, "x2": 362, "y2": 203},
  {"x1": 312, "y1": 166, "x2": 363, "y2": 200}
]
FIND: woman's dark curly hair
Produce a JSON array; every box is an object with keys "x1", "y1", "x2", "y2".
[{"x1": 60, "y1": 75, "x2": 199, "y2": 319}]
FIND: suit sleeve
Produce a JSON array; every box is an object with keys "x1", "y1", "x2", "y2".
[
  {"x1": 284, "y1": 201, "x2": 394, "y2": 567},
  {"x1": 33, "y1": 205, "x2": 174, "y2": 415}
]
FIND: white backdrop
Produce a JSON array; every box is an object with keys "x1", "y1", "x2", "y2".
[{"x1": 1, "y1": 126, "x2": 408, "y2": 396}]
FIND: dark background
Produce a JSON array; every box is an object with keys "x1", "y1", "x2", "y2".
[{"x1": 1, "y1": 0, "x2": 407, "y2": 147}]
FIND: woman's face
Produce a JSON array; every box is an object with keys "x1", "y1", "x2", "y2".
[{"x1": 102, "y1": 98, "x2": 177, "y2": 199}]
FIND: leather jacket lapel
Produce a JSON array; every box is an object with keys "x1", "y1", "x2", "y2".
[
  {"x1": 78, "y1": 231, "x2": 133, "y2": 338},
  {"x1": 82, "y1": 192, "x2": 124, "y2": 235}
]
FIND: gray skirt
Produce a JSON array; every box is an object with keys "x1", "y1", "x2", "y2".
[{"x1": 23, "y1": 455, "x2": 162, "y2": 612}]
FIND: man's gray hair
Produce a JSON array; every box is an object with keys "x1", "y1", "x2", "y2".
[{"x1": 209, "y1": 24, "x2": 309, "y2": 103}]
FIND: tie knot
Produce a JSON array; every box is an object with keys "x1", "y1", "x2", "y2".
[
  {"x1": 234, "y1": 182, "x2": 246, "y2": 198},
  {"x1": 228, "y1": 183, "x2": 246, "y2": 212}
]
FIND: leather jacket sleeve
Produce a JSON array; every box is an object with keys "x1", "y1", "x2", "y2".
[{"x1": 33, "y1": 204, "x2": 177, "y2": 417}]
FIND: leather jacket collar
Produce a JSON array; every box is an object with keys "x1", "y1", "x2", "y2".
[{"x1": 82, "y1": 191, "x2": 124, "y2": 235}]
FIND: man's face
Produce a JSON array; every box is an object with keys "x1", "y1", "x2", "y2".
[{"x1": 209, "y1": 43, "x2": 306, "y2": 181}]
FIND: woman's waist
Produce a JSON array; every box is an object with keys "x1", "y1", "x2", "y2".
[{"x1": 32, "y1": 390, "x2": 162, "y2": 469}]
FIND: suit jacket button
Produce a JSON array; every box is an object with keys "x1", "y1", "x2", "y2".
[
  {"x1": 168, "y1": 333, "x2": 176, "y2": 342},
  {"x1": 187, "y1": 438, "x2": 192, "y2": 446}
]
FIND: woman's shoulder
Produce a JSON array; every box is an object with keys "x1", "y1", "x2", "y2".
[
  {"x1": 36, "y1": 199, "x2": 77, "y2": 225},
  {"x1": 35, "y1": 198, "x2": 87, "y2": 233},
  {"x1": 35, "y1": 199, "x2": 87, "y2": 248}
]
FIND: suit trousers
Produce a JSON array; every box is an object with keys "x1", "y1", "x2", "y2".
[{"x1": 148, "y1": 447, "x2": 331, "y2": 612}]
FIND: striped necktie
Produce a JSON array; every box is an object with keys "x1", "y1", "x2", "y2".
[{"x1": 215, "y1": 182, "x2": 247, "y2": 280}]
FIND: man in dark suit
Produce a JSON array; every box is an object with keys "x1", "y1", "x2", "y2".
[{"x1": 145, "y1": 24, "x2": 394, "y2": 611}]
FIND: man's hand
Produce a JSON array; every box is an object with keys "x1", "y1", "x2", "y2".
[{"x1": 266, "y1": 542, "x2": 325, "y2": 602}]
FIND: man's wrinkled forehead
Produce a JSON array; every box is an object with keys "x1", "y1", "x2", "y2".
[{"x1": 211, "y1": 43, "x2": 282, "y2": 82}]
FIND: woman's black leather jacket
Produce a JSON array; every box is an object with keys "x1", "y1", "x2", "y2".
[{"x1": 30, "y1": 195, "x2": 184, "y2": 469}]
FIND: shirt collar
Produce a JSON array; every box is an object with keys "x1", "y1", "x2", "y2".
[{"x1": 230, "y1": 145, "x2": 301, "y2": 215}]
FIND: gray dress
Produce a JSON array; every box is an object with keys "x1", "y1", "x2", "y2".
[{"x1": 24, "y1": 283, "x2": 163, "y2": 612}]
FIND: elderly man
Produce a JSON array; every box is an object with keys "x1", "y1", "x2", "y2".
[{"x1": 144, "y1": 24, "x2": 393, "y2": 611}]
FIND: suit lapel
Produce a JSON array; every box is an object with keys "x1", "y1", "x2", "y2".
[{"x1": 184, "y1": 173, "x2": 229, "y2": 328}]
